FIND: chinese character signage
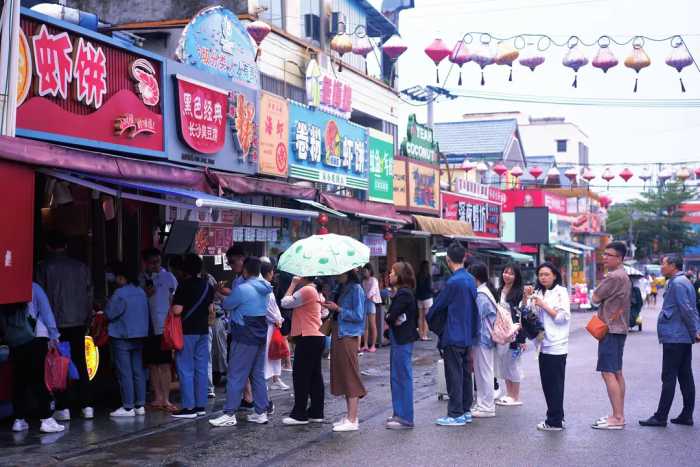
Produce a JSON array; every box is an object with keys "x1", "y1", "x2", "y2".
[
  {"x1": 258, "y1": 92, "x2": 289, "y2": 177},
  {"x1": 288, "y1": 101, "x2": 368, "y2": 190},
  {"x1": 408, "y1": 161, "x2": 440, "y2": 214},
  {"x1": 175, "y1": 6, "x2": 258, "y2": 89},
  {"x1": 442, "y1": 192, "x2": 501, "y2": 239},
  {"x1": 400, "y1": 114, "x2": 437, "y2": 164},
  {"x1": 176, "y1": 75, "x2": 227, "y2": 154},
  {"x1": 319, "y1": 74, "x2": 352, "y2": 118},
  {"x1": 368, "y1": 129, "x2": 394, "y2": 204},
  {"x1": 393, "y1": 156, "x2": 408, "y2": 209},
  {"x1": 503, "y1": 189, "x2": 567, "y2": 215},
  {"x1": 15, "y1": 11, "x2": 165, "y2": 158},
  {"x1": 362, "y1": 234, "x2": 387, "y2": 257}
]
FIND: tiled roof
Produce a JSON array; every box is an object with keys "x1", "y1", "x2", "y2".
[{"x1": 434, "y1": 119, "x2": 517, "y2": 157}]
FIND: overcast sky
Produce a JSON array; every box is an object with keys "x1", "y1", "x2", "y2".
[{"x1": 369, "y1": 0, "x2": 700, "y2": 202}]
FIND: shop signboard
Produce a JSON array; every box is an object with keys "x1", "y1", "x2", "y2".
[
  {"x1": 442, "y1": 191, "x2": 501, "y2": 239},
  {"x1": 400, "y1": 114, "x2": 437, "y2": 164},
  {"x1": 362, "y1": 233, "x2": 387, "y2": 257},
  {"x1": 368, "y1": 129, "x2": 394, "y2": 203},
  {"x1": 258, "y1": 92, "x2": 289, "y2": 177},
  {"x1": 503, "y1": 189, "x2": 567, "y2": 215},
  {"x1": 175, "y1": 6, "x2": 258, "y2": 89},
  {"x1": 407, "y1": 161, "x2": 440, "y2": 214},
  {"x1": 288, "y1": 101, "x2": 368, "y2": 190},
  {"x1": 304, "y1": 57, "x2": 352, "y2": 118},
  {"x1": 15, "y1": 10, "x2": 165, "y2": 158},
  {"x1": 393, "y1": 156, "x2": 408, "y2": 209},
  {"x1": 175, "y1": 75, "x2": 228, "y2": 154}
]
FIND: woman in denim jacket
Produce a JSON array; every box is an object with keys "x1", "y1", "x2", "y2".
[{"x1": 323, "y1": 268, "x2": 366, "y2": 432}]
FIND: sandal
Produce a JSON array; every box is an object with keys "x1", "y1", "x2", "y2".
[{"x1": 592, "y1": 420, "x2": 624, "y2": 430}]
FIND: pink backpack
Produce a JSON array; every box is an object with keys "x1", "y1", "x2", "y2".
[{"x1": 481, "y1": 289, "x2": 520, "y2": 345}]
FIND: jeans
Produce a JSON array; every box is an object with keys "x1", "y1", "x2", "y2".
[
  {"x1": 223, "y1": 340, "x2": 268, "y2": 415},
  {"x1": 175, "y1": 334, "x2": 210, "y2": 410},
  {"x1": 655, "y1": 343, "x2": 695, "y2": 420},
  {"x1": 56, "y1": 326, "x2": 92, "y2": 410},
  {"x1": 290, "y1": 336, "x2": 325, "y2": 421},
  {"x1": 389, "y1": 331, "x2": 414, "y2": 424},
  {"x1": 208, "y1": 328, "x2": 214, "y2": 393},
  {"x1": 111, "y1": 338, "x2": 146, "y2": 409},
  {"x1": 12, "y1": 338, "x2": 52, "y2": 420},
  {"x1": 539, "y1": 353, "x2": 567, "y2": 427},
  {"x1": 443, "y1": 345, "x2": 473, "y2": 418},
  {"x1": 473, "y1": 344, "x2": 496, "y2": 413}
]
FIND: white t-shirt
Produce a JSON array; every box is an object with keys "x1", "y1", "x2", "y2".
[
  {"x1": 533, "y1": 285, "x2": 571, "y2": 355},
  {"x1": 140, "y1": 269, "x2": 178, "y2": 335}
]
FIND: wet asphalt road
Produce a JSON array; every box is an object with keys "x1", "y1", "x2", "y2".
[{"x1": 2, "y1": 299, "x2": 699, "y2": 466}]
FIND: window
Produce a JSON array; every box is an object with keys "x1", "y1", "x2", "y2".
[
  {"x1": 556, "y1": 139, "x2": 567, "y2": 153},
  {"x1": 257, "y1": 0, "x2": 284, "y2": 29}
]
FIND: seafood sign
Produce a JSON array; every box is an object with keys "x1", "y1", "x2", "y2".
[{"x1": 129, "y1": 59, "x2": 160, "y2": 106}]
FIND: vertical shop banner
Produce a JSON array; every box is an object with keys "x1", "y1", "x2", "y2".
[
  {"x1": 368, "y1": 129, "x2": 394, "y2": 203},
  {"x1": 175, "y1": 75, "x2": 228, "y2": 154},
  {"x1": 408, "y1": 161, "x2": 440, "y2": 214},
  {"x1": 258, "y1": 92, "x2": 289, "y2": 177},
  {"x1": 442, "y1": 192, "x2": 501, "y2": 239},
  {"x1": 288, "y1": 101, "x2": 368, "y2": 190},
  {"x1": 393, "y1": 157, "x2": 408, "y2": 208}
]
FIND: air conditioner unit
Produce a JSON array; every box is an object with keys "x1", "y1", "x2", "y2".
[
  {"x1": 328, "y1": 11, "x2": 346, "y2": 35},
  {"x1": 304, "y1": 13, "x2": 321, "y2": 42}
]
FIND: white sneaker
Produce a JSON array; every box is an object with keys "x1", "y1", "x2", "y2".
[
  {"x1": 53, "y1": 409, "x2": 70, "y2": 421},
  {"x1": 12, "y1": 419, "x2": 29, "y2": 432},
  {"x1": 471, "y1": 410, "x2": 496, "y2": 418},
  {"x1": 40, "y1": 418, "x2": 65, "y2": 433},
  {"x1": 82, "y1": 407, "x2": 94, "y2": 419},
  {"x1": 333, "y1": 417, "x2": 349, "y2": 427},
  {"x1": 282, "y1": 417, "x2": 309, "y2": 425},
  {"x1": 309, "y1": 418, "x2": 324, "y2": 423},
  {"x1": 110, "y1": 407, "x2": 135, "y2": 417},
  {"x1": 270, "y1": 380, "x2": 290, "y2": 391},
  {"x1": 247, "y1": 412, "x2": 269, "y2": 424},
  {"x1": 332, "y1": 419, "x2": 359, "y2": 432},
  {"x1": 134, "y1": 406, "x2": 146, "y2": 416},
  {"x1": 209, "y1": 413, "x2": 237, "y2": 427}
]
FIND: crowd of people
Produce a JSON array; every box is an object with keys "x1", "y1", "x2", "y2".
[{"x1": 1, "y1": 233, "x2": 699, "y2": 436}]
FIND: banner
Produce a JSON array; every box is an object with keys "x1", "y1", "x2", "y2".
[
  {"x1": 362, "y1": 233, "x2": 387, "y2": 257},
  {"x1": 175, "y1": 75, "x2": 228, "y2": 154},
  {"x1": 408, "y1": 161, "x2": 439, "y2": 214},
  {"x1": 368, "y1": 129, "x2": 394, "y2": 204},
  {"x1": 258, "y1": 92, "x2": 289, "y2": 177},
  {"x1": 442, "y1": 191, "x2": 501, "y2": 238}
]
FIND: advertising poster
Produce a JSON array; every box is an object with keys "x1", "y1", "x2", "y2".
[
  {"x1": 368, "y1": 129, "x2": 394, "y2": 203},
  {"x1": 258, "y1": 92, "x2": 289, "y2": 177}
]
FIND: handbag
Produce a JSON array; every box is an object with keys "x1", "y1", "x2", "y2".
[
  {"x1": 91, "y1": 313, "x2": 110, "y2": 347},
  {"x1": 44, "y1": 348, "x2": 70, "y2": 394},
  {"x1": 586, "y1": 309, "x2": 624, "y2": 341},
  {"x1": 162, "y1": 282, "x2": 210, "y2": 351},
  {"x1": 268, "y1": 327, "x2": 290, "y2": 360},
  {"x1": 319, "y1": 318, "x2": 333, "y2": 336}
]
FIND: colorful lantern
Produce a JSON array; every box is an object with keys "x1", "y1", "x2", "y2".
[
  {"x1": 676, "y1": 166, "x2": 691, "y2": 182},
  {"x1": 582, "y1": 168, "x2": 596, "y2": 183},
  {"x1": 639, "y1": 167, "x2": 652, "y2": 187},
  {"x1": 564, "y1": 167, "x2": 578, "y2": 184},
  {"x1": 518, "y1": 48, "x2": 545, "y2": 72},
  {"x1": 599, "y1": 195, "x2": 611, "y2": 209},
  {"x1": 546, "y1": 167, "x2": 560, "y2": 184},
  {"x1": 694, "y1": 167, "x2": 700, "y2": 179},
  {"x1": 425, "y1": 38, "x2": 452, "y2": 83},
  {"x1": 461, "y1": 159, "x2": 475, "y2": 172},
  {"x1": 318, "y1": 213, "x2": 329, "y2": 225},
  {"x1": 495, "y1": 42, "x2": 519, "y2": 82},
  {"x1": 666, "y1": 38, "x2": 694, "y2": 92},
  {"x1": 619, "y1": 167, "x2": 633, "y2": 182},
  {"x1": 529, "y1": 166, "x2": 543, "y2": 179},
  {"x1": 510, "y1": 165, "x2": 524, "y2": 178},
  {"x1": 449, "y1": 40, "x2": 472, "y2": 86},
  {"x1": 318, "y1": 226, "x2": 329, "y2": 235},
  {"x1": 476, "y1": 161, "x2": 489, "y2": 174},
  {"x1": 330, "y1": 34, "x2": 353, "y2": 71},
  {"x1": 658, "y1": 167, "x2": 673, "y2": 183},
  {"x1": 493, "y1": 163, "x2": 508, "y2": 177},
  {"x1": 592, "y1": 36, "x2": 618, "y2": 73},
  {"x1": 562, "y1": 42, "x2": 589, "y2": 88},
  {"x1": 246, "y1": 20, "x2": 271, "y2": 61},
  {"x1": 381, "y1": 35, "x2": 408, "y2": 61},
  {"x1": 624, "y1": 39, "x2": 651, "y2": 92},
  {"x1": 602, "y1": 168, "x2": 615, "y2": 187},
  {"x1": 353, "y1": 37, "x2": 374, "y2": 74},
  {"x1": 471, "y1": 43, "x2": 496, "y2": 86}
]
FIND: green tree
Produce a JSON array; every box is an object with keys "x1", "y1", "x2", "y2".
[{"x1": 606, "y1": 182, "x2": 699, "y2": 261}]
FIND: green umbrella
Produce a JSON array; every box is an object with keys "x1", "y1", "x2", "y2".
[{"x1": 278, "y1": 233, "x2": 370, "y2": 277}]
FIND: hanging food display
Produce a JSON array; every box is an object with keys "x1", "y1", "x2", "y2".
[
  {"x1": 424, "y1": 38, "x2": 452, "y2": 83},
  {"x1": 592, "y1": 36, "x2": 619, "y2": 73},
  {"x1": 495, "y1": 41, "x2": 520, "y2": 82},
  {"x1": 353, "y1": 37, "x2": 374, "y2": 74},
  {"x1": 562, "y1": 38, "x2": 589, "y2": 88},
  {"x1": 665, "y1": 37, "x2": 694, "y2": 92},
  {"x1": 330, "y1": 34, "x2": 354, "y2": 71},
  {"x1": 246, "y1": 20, "x2": 271, "y2": 61},
  {"x1": 449, "y1": 40, "x2": 472, "y2": 85},
  {"x1": 624, "y1": 38, "x2": 651, "y2": 92}
]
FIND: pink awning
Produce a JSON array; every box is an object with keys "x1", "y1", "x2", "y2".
[
  {"x1": 212, "y1": 172, "x2": 316, "y2": 200},
  {"x1": 320, "y1": 193, "x2": 409, "y2": 224}
]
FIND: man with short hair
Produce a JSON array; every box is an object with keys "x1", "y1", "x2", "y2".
[
  {"x1": 591, "y1": 241, "x2": 631, "y2": 430},
  {"x1": 640, "y1": 255, "x2": 700, "y2": 427},
  {"x1": 427, "y1": 242, "x2": 479, "y2": 427}
]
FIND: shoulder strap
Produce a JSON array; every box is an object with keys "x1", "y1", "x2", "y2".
[{"x1": 182, "y1": 282, "x2": 210, "y2": 322}]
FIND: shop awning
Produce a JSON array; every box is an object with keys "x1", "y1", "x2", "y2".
[
  {"x1": 413, "y1": 215, "x2": 474, "y2": 237},
  {"x1": 320, "y1": 193, "x2": 409, "y2": 225},
  {"x1": 295, "y1": 199, "x2": 347, "y2": 218},
  {"x1": 553, "y1": 243, "x2": 583, "y2": 255},
  {"x1": 43, "y1": 170, "x2": 319, "y2": 220},
  {"x1": 482, "y1": 249, "x2": 535, "y2": 263},
  {"x1": 559, "y1": 239, "x2": 595, "y2": 251},
  {"x1": 212, "y1": 172, "x2": 316, "y2": 200}
]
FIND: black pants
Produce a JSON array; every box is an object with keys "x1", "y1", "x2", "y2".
[
  {"x1": 443, "y1": 345, "x2": 473, "y2": 418},
  {"x1": 655, "y1": 343, "x2": 695, "y2": 420},
  {"x1": 12, "y1": 337, "x2": 52, "y2": 420},
  {"x1": 56, "y1": 326, "x2": 92, "y2": 411},
  {"x1": 290, "y1": 336, "x2": 325, "y2": 421},
  {"x1": 539, "y1": 353, "x2": 567, "y2": 427}
]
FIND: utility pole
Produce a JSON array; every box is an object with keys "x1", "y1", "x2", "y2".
[{"x1": 0, "y1": 0, "x2": 20, "y2": 137}]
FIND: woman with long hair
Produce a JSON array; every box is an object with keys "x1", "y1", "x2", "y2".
[
  {"x1": 361, "y1": 263, "x2": 381, "y2": 353},
  {"x1": 525, "y1": 262, "x2": 571, "y2": 431},
  {"x1": 415, "y1": 260, "x2": 433, "y2": 341},
  {"x1": 495, "y1": 263, "x2": 527, "y2": 406}
]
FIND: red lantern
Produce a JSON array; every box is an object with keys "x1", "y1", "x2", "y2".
[
  {"x1": 564, "y1": 167, "x2": 578, "y2": 183},
  {"x1": 582, "y1": 168, "x2": 596, "y2": 182},
  {"x1": 529, "y1": 166, "x2": 543, "y2": 179},
  {"x1": 694, "y1": 167, "x2": 700, "y2": 179},
  {"x1": 619, "y1": 168, "x2": 634, "y2": 182},
  {"x1": 383, "y1": 231, "x2": 393, "y2": 242},
  {"x1": 493, "y1": 163, "x2": 508, "y2": 177},
  {"x1": 331, "y1": 34, "x2": 353, "y2": 72},
  {"x1": 425, "y1": 38, "x2": 451, "y2": 84},
  {"x1": 381, "y1": 35, "x2": 408, "y2": 61},
  {"x1": 510, "y1": 165, "x2": 524, "y2": 178},
  {"x1": 318, "y1": 213, "x2": 329, "y2": 225},
  {"x1": 449, "y1": 40, "x2": 471, "y2": 86},
  {"x1": 602, "y1": 168, "x2": 615, "y2": 182},
  {"x1": 246, "y1": 20, "x2": 271, "y2": 61},
  {"x1": 599, "y1": 195, "x2": 611, "y2": 209},
  {"x1": 318, "y1": 226, "x2": 329, "y2": 235}
]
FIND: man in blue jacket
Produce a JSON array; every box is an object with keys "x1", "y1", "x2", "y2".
[
  {"x1": 427, "y1": 242, "x2": 479, "y2": 426},
  {"x1": 210, "y1": 257, "x2": 273, "y2": 427},
  {"x1": 640, "y1": 254, "x2": 700, "y2": 427}
]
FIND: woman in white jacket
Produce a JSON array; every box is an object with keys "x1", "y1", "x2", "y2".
[
  {"x1": 525, "y1": 262, "x2": 570, "y2": 432},
  {"x1": 261, "y1": 261, "x2": 289, "y2": 395}
]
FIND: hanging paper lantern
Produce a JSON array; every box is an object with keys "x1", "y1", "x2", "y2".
[
  {"x1": 619, "y1": 167, "x2": 634, "y2": 182},
  {"x1": 658, "y1": 167, "x2": 673, "y2": 183},
  {"x1": 564, "y1": 167, "x2": 578, "y2": 184},
  {"x1": 529, "y1": 166, "x2": 543, "y2": 179},
  {"x1": 599, "y1": 195, "x2": 611, "y2": 209},
  {"x1": 425, "y1": 38, "x2": 452, "y2": 84},
  {"x1": 381, "y1": 34, "x2": 408, "y2": 61},
  {"x1": 602, "y1": 167, "x2": 615, "y2": 185},
  {"x1": 624, "y1": 39, "x2": 651, "y2": 92},
  {"x1": 331, "y1": 34, "x2": 353, "y2": 72},
  {"x1": 476, "y1": 161, "x2": 489, "y2": 173},
  {"x1": 666, "y1": 38, "x2": 694, "y2": 92},
  {"x1": 318, "y1": 213, "x2": 329, "y2": 226},
  {"x1": 246, "y1": 20, "x2": 271, "y2": 61},
  {"x1": 495, "y1": 42, "x2": 519, "y2": 82},
  {"x1": 510, "y1": 165, "x2": 524, "y2": 178},
  {"x1": 471, "y1": 43, "x2": 496, "y2": 86},
  {"x1": 676, "y1": 166, "x2": 691, "y2": 182},
  {"x1": 353, "y1": 37, "x2": 374, "y2": 74},
  {"x1": 518, "y1": 49, "x2": 545, "y2": 72},
  {"x1": 546, "y1": 167, "x2": 560, "y2": 184},
  {"x1": 582, "y1": 168, "x2": 596, "y2": 183},
  {"x1": 449, "y1": 40, "x2": 472, "y2": 86},
  {"x1": 694, "y1": 167, "x2": 700, "y2": 179},
  {"x1": 384, "y1": 231, "x2": 394, "y2": 242},
  {"x1": 592, "y1": 36, "x2": 618, "y2": 73},
  {"x1": 493, "y1": 163, "x2": 508, "y2": 177},
  {"x1": 562, "y1": 43, "x2": 589, "y2": 88},
  {"x1": 461, "y1": 159, "x2": 475, "y2": 172},
  {"x1": 639, "y1": 167, "x2": 652, "y2": 187}
]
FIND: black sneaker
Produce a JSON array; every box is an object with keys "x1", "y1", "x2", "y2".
[
  {"x1": 238, "y1": 399, "x2": 254, "y2": 412},
  {"x1": 195, "y1": 407, "x2": 206, "y2": 416},
  {"x1": 267, "y1": 401, "x2": 275, "y2": 415},
  {"x1": 172, "y1": 408, "x2": 198, "y2": 419}
]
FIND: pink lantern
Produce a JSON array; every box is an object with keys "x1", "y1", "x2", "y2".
[
  {"x1": 353, "y1": 37, "x2": 374, "y2": 74},
  {"x1": 510, "y1": 165, "x2": 524, "y2": 178},
  {"x1": 694, "y1": 167, "x2": 700, "y2": 179},
  {"x1": 461, "y1": 159, "x2": 475, "y2": 172},
  {"x1": 546, "y1": 167, "x2": 560, "y2": 184},
  {"x1": 246, "y1": 20, "x2": 271, "y2": 61},
  {"x1": 495, "y1": 42, "x2": 519, "y2": 82},
  {"x1": 592, "y1": 36, "x2": 618, "y2": 73},
  {"x1": 476, "y1": 161, "x2": 489, "y2": 173},
  {"x1": 599, "y1": 195, "x2": 611, "y2": 209},
  {"x1": 582, "y1": 168, "x2": 596, "y2": 183},
  {"x1": 425, "y1": 38, "x2": 451, "y2": 84},
  {"x1": 564, "y1": 167, "x2": 578, "y2": 183},
  {"x1": 382, "y1": 35, "x2": 408, "y2": 61},
  {"x1": 449, "y1": 40, "x2": 472, "y2": 86},
  {"x1": 624, "y1": 40, "x2": 651, "y2": 92},
  {"x1": 619, "y1": 167, "x2": 634, "y2": 182},
  {"x1": 471, "y1": 43, "x2": 496, "y2": 86},
  {"x1": 563, "y1": 43, "x2": 589, "y2": 88},
  {"x1": 493, "y1": 163, "x2": 508, "y2": 177},
  {"x1": 602, "y1": 168, "x2": 615, "y2": 187},
  {"x1": 529, "y1": 166, "x2": 543, "y2": 179},
  {"x1": 666, "y1": 40, "x2": 694, "y2": 92}
]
